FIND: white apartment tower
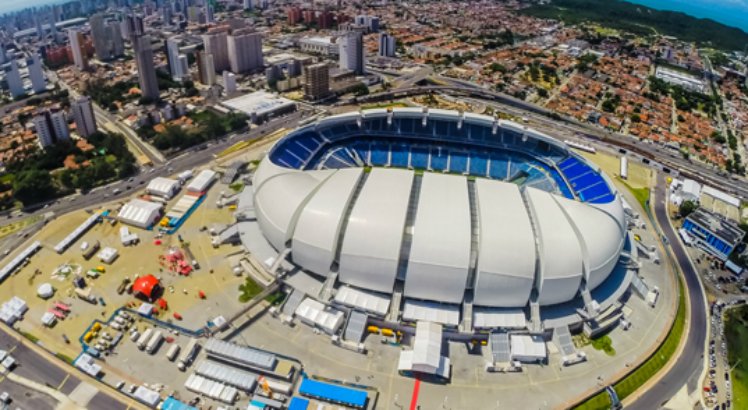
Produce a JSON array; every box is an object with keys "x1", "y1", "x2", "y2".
[
  {"x1": 28, "y1": 54, "x2": 47, "y2": 94},
  {"x1": 339, "y1": 31, "x2": 364, "y2": 75},
  {"x1": 227, "y1": 29, "x2": 263, "y2": 74},
  {"x1": 68, "y1": 28, "x2": 88, "y2": 70},
  {"x1": 71, "y1": 96, "x2": 97, "y2": 137}
]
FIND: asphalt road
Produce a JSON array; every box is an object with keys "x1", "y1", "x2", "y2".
[
  {"x1": 0, "y1": 109, "x2": 304, "y2": 230},
  {"x1": 626, "y1": 173, "x2": 708, "y2": 409},
  {"x1": 0, "y1": 377, "x2": 57, "y2": 410},
  {"x1": 0, "y1": 327, "x2": 128, "y2": 410}
]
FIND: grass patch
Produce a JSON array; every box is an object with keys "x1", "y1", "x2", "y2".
[
  {"x1": 229, "y1": 182, "x2": 244, "y2": 193},
  {"x1": 238, "y1": 277, "x2": 263, "y2": 303},
  {"x1": 20, "y1": 331, "x2": 39, "y2": 343},
  {"x1": 361, "y1": 102, "x2": 409, "y2": 110},
  {"x1": 725, "y1": 305, "x2": 748, "y2": 409},
  {"x1": 55, "y1": 352, "x2": 75, "y2": 365},
  {"x1": 264, "y1": 290, "x2": 287, "y2": 306},
  {"x1": 590, "y1": 334, "x2": 616, "y2": 356},
  {"x1": 574, "y1": 275, "x2": 685, "y2": 409},
  {"x1": 620, "y1": 179, "x2": 650, "y2": 212}
]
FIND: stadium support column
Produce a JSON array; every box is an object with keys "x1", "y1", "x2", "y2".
[
  {"x1": 519, "y1": 186, "x2": 544, "y2": 334},
  {"x1": 459, "y1": 179, "x2": 480, "y2": 333}
]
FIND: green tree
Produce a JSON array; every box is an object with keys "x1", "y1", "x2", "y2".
[
  {"x1": 13, "y1": 169, "x2": 55, "y2": 205},
  {"x1": 679, "y1": 200, "x2": 698, "y2": 218}
]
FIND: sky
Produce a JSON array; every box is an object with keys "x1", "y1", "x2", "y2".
[{"x1": 0, "y1": 0, "x2": 68, "y2": 16}]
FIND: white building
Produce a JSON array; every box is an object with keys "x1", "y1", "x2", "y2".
[
  {"x1": 378, "y1": 33, "x2": 396, "y2": 57},
  {"x1": 655, "y1": 66, "x2": 706, "y2": 93},
  {"x1": 339, "y1": 32, "x2": 365, "y2": 75},
  {"x1": 27, "y1": 54, "x2": 47, "y2": 93},
  {"x1": 219, "y1": 90, "x2": 296, "y2": 123},
  {"x1": 33, "y1": 111, "x2": 69, "y2": 148},
  {"x1": 299, "y1": 36, "x2": 337, "y2": 55},
  {"x1": 167, "y1": 37, "x2": 189, "y2": 81},
  {"x1": 68, "y1": 28, "x2": 87, "y2": 70},
  {"x1": 146, "y1": 177, "x2": 181, "y2": 199},
  {"x1": 4, "y1": 60, "x2": 24, "y2": 98},
  {"x1": 203, "y1": 30, "x2": 230, "y2": 73},
  {"x1": 186, "y1": 169, "x2": 217, "y2": 193},
  {"x1": 398, "y1": 321, "x2": 450, "y2": 379},
  {"x1": 71, "y1": 96, "x2": 97, "y2": 137},
  {"x1": 223, "y1": 71, "x2": 237, "y2": 94},
  {"x1": 227, "y1": 29, "x2": 263, "y2": 74},
  {"x1": 118, "y1": 199, "x2": 162, "y2": 228}
]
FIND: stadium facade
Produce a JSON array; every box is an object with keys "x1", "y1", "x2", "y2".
[{"x1": 241, "y1": 108, "x2": 636, "y2": 330}]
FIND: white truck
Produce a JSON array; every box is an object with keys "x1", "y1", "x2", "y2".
[
  {"x1": 136, "y1": 328, "x2": 153, "y2": 350},
  {"x1": 177, "y1": 339, "x2": 200, "y2": 371},
  {"x1": 166, "y1": 344, "x2": 180, "y2": 361},
  {"x1": 145, "y1": 331, "x2": 163, "y2": 354}
]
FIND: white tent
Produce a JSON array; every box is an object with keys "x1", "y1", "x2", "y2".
[
  {"x1": 98, "y1": 247, "x2": 118, "y2": 264},
  {"x1": 37, "y1": 283, "x2": 54, "y2": 299},
  {"x1": 398, "y1": 321, "x2": 450, "y2": 379},
  {"x1": 510, "y1": 334, "x2": 547, "y2": 362},
  {"x1": 146, "y1": 177, "x2": 181, "y2": 199},
  {"x1": 118, "y1": 199, "x2": 162, "y2": 229},
  {"x1": 294, "y1": 298, "x2": 344, "y2": 334},
  {"x1": 41, "y1": 312, "x2": 56, "y2": 327},
  {"x1": 186, "y1": 169, "x2": 217, "y2": 193}
]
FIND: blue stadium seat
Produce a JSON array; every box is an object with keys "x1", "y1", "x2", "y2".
[
  {"x1": 370, "y1": 143, "x2": 389, "y2": 166},
  {"x1": 569, "y1": 173, "x2": 600, "y2": 190},
  {"x1": 391, "y1": 145, "x2": 410, "y2": 168},
  {"x1": 351, "y1": 142, "x2": 371, "y2": 165},
  {"x1": 430, "y1": 149, "x2": 448, "y2": 171},
  {"x1": 550, "y1": 170, "x2": 575, "y2": 199},
  {"x1": 449, "y1": 151, "x2": 469, "y2": 173},
  {"x1": 577, "y1": 182, "x2": 610, "y2": 202},
  {"x1": 489, "y1": 156, "x2": 509, "y2": 180},
  {"x1": 411, "y1": 147, "x2": 430, "y2": 169},
  {"x1": 469, "y1": 153, "x2": 488, "y2": 176}
]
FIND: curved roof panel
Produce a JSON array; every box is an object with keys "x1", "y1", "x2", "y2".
[
  {"x1": 473, "y1": 179, "x2": 535, "y2": 307},
  {"x1": 254, "y1": 171, "x2": 326, "y2": 251},
  {"x1": 404, "y1": 173, "x2": 471, "y2": 304},
  {"x1": 558, "y1": 198, "x2": 625, "y2": 290},
  {"x1": 526, "y1": 188, "x2": 583, "y2": 306},
  {"x1": 338, "y1": 168, "x2": 414, "y2": 294},
  {"x1": 292, "y1": 168, "x2": 364, "y2": 277}
]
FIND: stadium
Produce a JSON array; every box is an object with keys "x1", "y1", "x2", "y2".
[{"x1": 242, "y1": 108, "x2": 636, "y2": 331}]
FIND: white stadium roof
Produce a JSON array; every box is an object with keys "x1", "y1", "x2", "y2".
[
  {"x1": 473, "y1": 179, "x2": 535, "y2": 307},
  {"x1": 338, "y1": 168, "x2": 414, "y2": 294},
  {"x1": 404, "y1": 173, "x2": 471, "y2": 304},
  {"x1": 247, "y1": 109, "x2": 628, "y2": 312}
]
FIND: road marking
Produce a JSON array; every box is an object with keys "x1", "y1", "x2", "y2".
[
  {"x1": 57, "y1": 373, "x2": 70, "y2": 390},
  {"x1": 409, "y1": 378, "x2": 421, "y2": 410}
]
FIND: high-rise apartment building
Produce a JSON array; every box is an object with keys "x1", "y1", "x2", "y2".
[
  {"x1": 4, "y1": 60, "x2": 25, "y2": 98},
  {"x1": 378, "y1": 33, "x2": 396, "y2": 57},
  {"x1": 71, "y1": 96, "x2": 97, "y2": 137},
  {"x1": 166, "y1": 37, "x2": 189, "y2": 81},
  {"x1": 203, "y1": 29, "x2": 230, "y2": 72},
  {"x1": 287, "y1": 7, "x2": 301, "y2": 25},
  {"x1": 33, "y1": 110, "x2": 70, "y2": 148},
  {"x1": 338, "y1": 31, "x2": 364, "y2": 75},
  {"x1": 132, "y1": 34, "x2": 160, "y2": 100},
  {"x1": 196, "y1": 51, "x2": 216, "y2": 85},
  {"x1": 223, "y1": 70, "x2": 237, "y2": 94},
  {"x1": 68, "y1": 28, "x2": 88, "y2": 70},
  {"x1": 303, "y1": 63, "x2": 330, "y2": 101},
  {"x1": 227, "y1": 29, "x2": 263, "y2": 74},
  {"x1": 27, "y1": 54, "x2": 47, "y2": 93}
]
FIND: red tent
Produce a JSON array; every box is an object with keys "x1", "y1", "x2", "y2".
[{"x1": 132, "y1": 274, "x2": 160, "y2": 301}]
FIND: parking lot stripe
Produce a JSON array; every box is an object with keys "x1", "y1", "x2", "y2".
[{"x1": 57, "y1": 374, "x2": 70, "y2": 391}]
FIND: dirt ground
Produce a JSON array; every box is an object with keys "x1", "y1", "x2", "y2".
[{"x1": 0, "y1": 169, "x2": 248, "y2": 361}]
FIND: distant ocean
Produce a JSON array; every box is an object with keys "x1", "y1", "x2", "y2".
[{"x1": 625, "y1": 0, "x2": 748, "y2": 33}]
